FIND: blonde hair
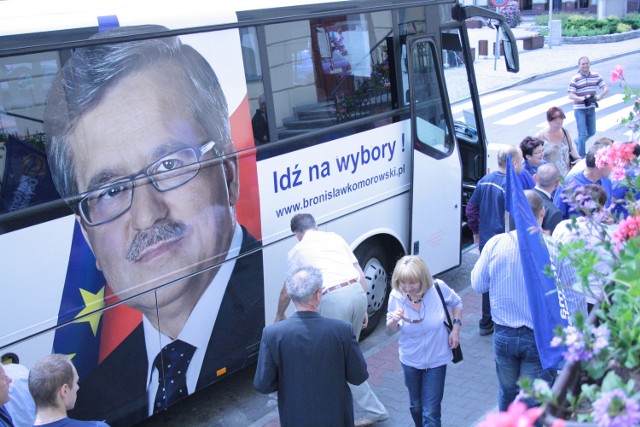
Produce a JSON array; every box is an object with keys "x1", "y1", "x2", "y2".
[{"x1": 391, "y1": 255, "x2": 433, "y2": 294}]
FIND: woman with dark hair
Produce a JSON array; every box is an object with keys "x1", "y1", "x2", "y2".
[
  {"x1": 519, "y1": 136, "x2": 546, "y2": 176},
  {"x1": 535, "y1": 106, "x2": 581, "y2": 177}
]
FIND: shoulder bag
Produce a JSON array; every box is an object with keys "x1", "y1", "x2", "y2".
[
  {"x1": 434, "y1": 280, "x2": 463, "y2": 364},
  {"x1": 562, "y1": 128, "x2": 581, "y2": 165}
]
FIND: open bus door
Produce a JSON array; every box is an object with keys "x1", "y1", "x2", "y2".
[{"x1": 406, "y1": 36, "x2": 462, "y2": 275}]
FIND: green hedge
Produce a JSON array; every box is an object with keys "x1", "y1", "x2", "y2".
[{"x1": 534, "y1": 12, "x2": 640, "y2": 36}]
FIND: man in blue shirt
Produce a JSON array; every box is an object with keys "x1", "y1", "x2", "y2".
[
  {"x1": 28, "y1": 355, "x2": 109, "y2": 427},
  {"x1": 554, "y1": 141, "x2": 612, "y2": 219},
  {"x1": 466, "y1": 145, "x2": 523, "y2": 336}
]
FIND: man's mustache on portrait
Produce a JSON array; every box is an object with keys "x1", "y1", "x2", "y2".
[{"x1": 127, "y1": 219, "x2": 187, "y2": 261}]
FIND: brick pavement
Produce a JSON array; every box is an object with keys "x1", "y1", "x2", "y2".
[{"x1": 352, "y1": 256, "x2": 500, "y2": 427}]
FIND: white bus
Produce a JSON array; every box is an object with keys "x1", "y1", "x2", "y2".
[{"x1": 0, "y1": 0, "x2": 518, "y2": 425}]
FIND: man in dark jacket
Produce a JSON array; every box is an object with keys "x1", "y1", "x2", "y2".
[{"x1": 254, "y1": 266, "x2": 368, "y2": 427}]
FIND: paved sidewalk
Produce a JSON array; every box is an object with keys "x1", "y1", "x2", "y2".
[
  {"x1": 469, "y1": 17, "x2": 640, "y2": 95},
  {"x1": 356, "y1": 271, "x2": 499, "y2": 426}
]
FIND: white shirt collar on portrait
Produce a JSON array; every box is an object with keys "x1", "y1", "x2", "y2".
[{"x1": 144, "y1": 223, "x2": 242, "y2": 414}]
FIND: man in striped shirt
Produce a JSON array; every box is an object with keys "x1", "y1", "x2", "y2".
[
  {"x1": 470, "y1": 191, "x2": 583, "y2": 411},
  {"x1": 568, "y1": 56, "x2": 609, "y2": 157}
]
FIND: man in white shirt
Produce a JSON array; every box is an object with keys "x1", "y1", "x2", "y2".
[{"x1": 275, "y1": 213, "x2": 389, "y2": 426}]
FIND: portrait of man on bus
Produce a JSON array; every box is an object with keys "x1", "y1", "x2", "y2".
[{"x1": 42, "y1": 25, "x2": 264, "y2": 424}]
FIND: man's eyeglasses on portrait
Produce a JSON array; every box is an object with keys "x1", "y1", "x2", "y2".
[{"x1": 78, "y1": 141, "x2": 219, "y2": 227}]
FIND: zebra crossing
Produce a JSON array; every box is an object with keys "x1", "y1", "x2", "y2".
[{"x1": 452, "y1": 89, "x2": 635, "y2": 141}]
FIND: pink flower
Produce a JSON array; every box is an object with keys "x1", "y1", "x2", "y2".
[
  {"x1": 613, "y1": 215, "x2": 640, "y2": 248},
  {"x1": 477, "y1": 401, "x2": 543, "y2": 427},
  {"x1": 611, "y1": 65, "x2": 624, "y2": 83},
  {"x1": 595, "y1": 141, "x2": 638, "y2": 181}
]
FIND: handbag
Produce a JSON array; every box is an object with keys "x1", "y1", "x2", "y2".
[{"x1": 434, "y1": 280, "x2": 463, "y2": 364}]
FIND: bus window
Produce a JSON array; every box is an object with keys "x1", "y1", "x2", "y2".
[
  {"x1": 240, "y1": 26, "x2": 271, "y2": 146},
  {"x1": 441, "y1": 28, "x2": 483, "y2": 182},
  {"x1": 398, "y1": 6, "x2": 426, "y2": 106},
  {"x1": 264, "y1": 11, "x2": 393, "y2": 141},
  {"x1": 240, "y1": 27, "x2": 262, "y2": 81},
  {"x1": 0, "y1": 51, "x2": 65, "y2": 229},
  {"x1": 408, "y1": 40, "x2": 452, "y2": 156}
]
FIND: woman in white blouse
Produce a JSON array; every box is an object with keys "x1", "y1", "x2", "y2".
[{"x1": 386, "y1": 256, "x2": 462, "y2": 427}]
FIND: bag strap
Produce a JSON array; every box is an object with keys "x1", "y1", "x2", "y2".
[
  {"x1": 562, "y1": 127, "x2": 576, "y2": 154},
  {"x1": 434, "y1": 280, "x2": 453, "y2": 328}
]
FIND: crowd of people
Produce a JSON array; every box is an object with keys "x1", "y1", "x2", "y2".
[{"x1": 460, "y1": 54, "x2": 639, "y2": 426}]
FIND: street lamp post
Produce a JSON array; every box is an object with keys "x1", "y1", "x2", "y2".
[{"x1": 548, "y1": 0, "x2": 553, "y2": 49}]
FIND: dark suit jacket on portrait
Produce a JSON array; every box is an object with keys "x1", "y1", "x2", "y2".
[
  {"x1": 69, "y1": 227, "x2": 264, "y2": 427},
  {"x1": 533, "y1": 188, "x2": 563, "y2": 233},
  {"x1": 253, "y1": 311, "x2": 368, "y2": 427}
]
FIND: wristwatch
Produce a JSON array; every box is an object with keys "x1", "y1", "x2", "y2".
[{"x1": 452, "y1": 318, "x2": 462, "y2": 326}]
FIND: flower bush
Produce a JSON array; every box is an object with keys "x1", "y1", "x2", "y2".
[
  {"x1": 499, "y1": 0, "x2": 521, "y2": 29},
  {"x1": 534, "y1": 13, "x2": 640, "y2": 37},
  {"x1": 477, "y1": 66, "x2": 640, "y2": 426},
  {"x1": 610, "y1": 66, "x2": 640, "y2": 141}
]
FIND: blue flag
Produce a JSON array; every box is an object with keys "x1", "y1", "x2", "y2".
[{"x1": 505, "y1": 155, "x2": 572, "y2": 370}]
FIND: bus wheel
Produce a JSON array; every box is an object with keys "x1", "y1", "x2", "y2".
[{"x1": 355, "y1": 241, "x2": 390, "y2": 339}]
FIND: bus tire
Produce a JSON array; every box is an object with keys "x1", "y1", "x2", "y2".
[{"x1": 354, "y1": 241, "x2": 390, "y2": 340}]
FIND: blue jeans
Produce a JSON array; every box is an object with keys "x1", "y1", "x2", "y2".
[
  {"x1": 493, "y1": 325, "x2": 557, "y2": 411},
  {"x1": 574, "y1": 107, "x2": 596, "y2": 157},
  {"x1": 401, "y1": 363, "x2": 446, "y2": 427}
]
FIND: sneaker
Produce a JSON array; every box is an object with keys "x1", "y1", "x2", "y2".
[
  {"x1": 354, "y1": 412, "x2": 389, "y2": 426},
  {"x1": 354, "y1": 416, "x2": 380, "y2": 426},
  {"x1": 353, "y1": 416, "x2": 377, "y2": 427}
]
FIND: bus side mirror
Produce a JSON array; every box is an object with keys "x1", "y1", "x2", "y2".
[
  {"x1": 497, "y1": 22, "x2": 519, "y2": 73},
  {"x1": 455, "y1": 5, "x2": 520, "y2": 73}
]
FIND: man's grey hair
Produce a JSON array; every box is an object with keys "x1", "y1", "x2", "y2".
[
  {"x1": 497, "y1": 145, "x2": 521, "y2": 168},
  {"x1": 290, "y1": 213, "x2": 317, "y2": 234},
  {"x1": 525, "y1": 190, "x2": 543, "y2": 217},
  {"x1": 28, "y1": 354, "x2": 74, "y2": 409},
  {"x1": 536, "y1": 163, "x2": 560, "y2": 188},
  {"x1": 285, "y1": 266, "x2": 323, "y2": 304},
  {"x1": 44, "y1": 25, "x2": 231, "y2": 198}
]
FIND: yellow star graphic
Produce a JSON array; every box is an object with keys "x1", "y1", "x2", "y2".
[{"x1": 74, "y1": 287, "x2": 105, "y2": 336}]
